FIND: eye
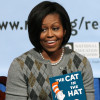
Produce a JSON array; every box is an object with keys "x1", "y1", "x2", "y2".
[
  {"x1": 52, "y1": 27, "x2": 59, "y2": 31},
  {"x1": 41, "y1": 28, "x2": 47, "y2": 32}
]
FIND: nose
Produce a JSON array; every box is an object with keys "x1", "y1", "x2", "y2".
[{"x1": 47, "y1": 29, "x2": 54, "y2": 38}]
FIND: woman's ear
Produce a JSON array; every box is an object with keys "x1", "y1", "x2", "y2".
[{"x1": 63, "y1": 30, "x2": 66, "y2": 36}]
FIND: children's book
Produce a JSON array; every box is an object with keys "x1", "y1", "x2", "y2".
[{"x1": 49, "y1": 71, "x2": 86, "y2": 100}]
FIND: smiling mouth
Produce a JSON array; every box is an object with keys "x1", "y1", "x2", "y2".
[
  {"x1": 45, "y1": 40, "x2": 57, "y2": 47},
  {"x1": 47, "y1": 41, "x2": 56, "y2": 43}
]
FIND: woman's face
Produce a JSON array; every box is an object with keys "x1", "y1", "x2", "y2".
[{"x1": 40, "y1": 13, "x2": 66, "y2": 53}]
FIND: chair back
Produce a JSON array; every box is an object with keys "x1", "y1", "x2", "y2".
[{"x1": 0, "y1": 76, "x2": 7, "y2": 100}]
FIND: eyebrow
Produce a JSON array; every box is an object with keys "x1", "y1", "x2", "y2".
[{"x1": 42, "y1": 22, "x2": 60, "y2": 25}]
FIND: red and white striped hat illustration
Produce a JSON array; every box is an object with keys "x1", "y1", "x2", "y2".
[{"x1": 52, "y1": 81, "x2": 65, "y2": 100}]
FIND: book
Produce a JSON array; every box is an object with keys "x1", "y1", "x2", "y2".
[{"x1": 49, "y1": 71, "x2": 86, "y2": 100}]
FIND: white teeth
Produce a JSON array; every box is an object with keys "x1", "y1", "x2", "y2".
[{"x1": 47, "y1": 41, "x2": 56, "y2": 43}]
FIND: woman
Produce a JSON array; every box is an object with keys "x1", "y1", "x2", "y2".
[{"x1": 6, "y1": 1, "x2": 94, "y2": 100}]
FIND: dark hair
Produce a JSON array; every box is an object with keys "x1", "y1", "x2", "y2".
[{"x1": 28, "y1": 1, "x2": 71, "y2": 51}]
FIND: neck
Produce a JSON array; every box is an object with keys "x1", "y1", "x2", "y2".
[{"x1": 40, "y1": 47, "x2": 64, "y2": 64}]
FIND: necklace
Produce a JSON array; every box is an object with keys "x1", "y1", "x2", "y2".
[{"x1": 40, "y1": 48, "x2": 64, "y2": 66}]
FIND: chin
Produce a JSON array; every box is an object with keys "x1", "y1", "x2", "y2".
[{"x1": 44, "y1": 47, "x2": 61, "y2": 53}]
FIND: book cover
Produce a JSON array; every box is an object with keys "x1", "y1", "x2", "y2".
[{"x1": 49, "y1": 71, "x2": 86, "y2": 100}]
